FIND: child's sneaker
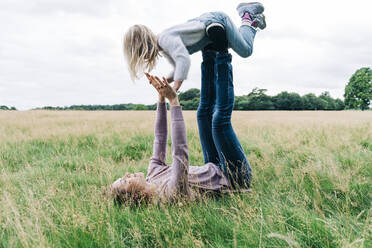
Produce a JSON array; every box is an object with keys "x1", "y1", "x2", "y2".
[
  {"x1": 251, "y1": 14, "x2": 266, "y2": 30},
  {"x1": 238, "y1": 2, "x2": 266, "y2": 30}
]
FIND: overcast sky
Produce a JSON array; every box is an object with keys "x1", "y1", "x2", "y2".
[{"x1": 0, "y1": 0, "x2": 371, "y2": 110}]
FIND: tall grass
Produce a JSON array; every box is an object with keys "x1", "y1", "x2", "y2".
[{"x1": 0, "y1": 110, "x2": 371, "y2": 247}]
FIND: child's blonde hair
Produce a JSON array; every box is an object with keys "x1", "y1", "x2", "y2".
[{"x1": 123, "y1": 25, "x2": 159, "y2": 80}]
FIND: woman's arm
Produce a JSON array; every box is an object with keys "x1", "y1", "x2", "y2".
[
  {"x1": 150, "y1": 100, "x2": 168, "y2": 165},
  {"x1": 148, "y1": 76, "x2": 190, "y2": 198},
  {"x1": 145, "y1": 73, "x2": 168, "y2": 166},
  {"x1": 168, "y1": 103, "x2": 189, "y2": 197}
]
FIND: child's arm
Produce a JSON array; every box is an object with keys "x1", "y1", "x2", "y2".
[{"x1": 158, "y1": 36, "x2": 189, "y2": 91}]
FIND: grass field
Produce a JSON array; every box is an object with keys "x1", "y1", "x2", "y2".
[{"x1": 0, "y1": 110, "x2": 371, "y2": 247}]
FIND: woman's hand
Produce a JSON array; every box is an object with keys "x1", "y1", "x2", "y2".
[
  {"x1": 160, "y1": 76, "x2": 182, "y2": 92},
  {"x1": 147, "y1": 74, "x2": 179, "y2": 107},
  {"x1": 145, "y1": 73, "x2": 165, "y2": 103}
]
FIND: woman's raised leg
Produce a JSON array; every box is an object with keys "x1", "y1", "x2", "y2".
[
  {"x1": 211, "y1": 52, "x2": 252, "y2": 188},
  {"x1": 197, "y1": 50, "x2": 219, "y2": 164}
]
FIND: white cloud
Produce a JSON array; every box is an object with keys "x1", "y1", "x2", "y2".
[{"x1": 0, "y1": 0, "x2": 371, "y2": 109}]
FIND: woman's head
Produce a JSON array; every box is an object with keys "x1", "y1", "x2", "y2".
[
  {"x1": 123, "y1": 25, "x2": 159, "y2": 80},
  {"x1": 109, "y1": 172, "x2": 156, "y2": 206}
]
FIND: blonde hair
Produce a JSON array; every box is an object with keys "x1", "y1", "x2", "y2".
[
  {"x1": 123, "y1": 25, "x2": 160, "y2": 80},
  {"x1": 108, "y1": 177, "x2": 157, "y2": 206}
]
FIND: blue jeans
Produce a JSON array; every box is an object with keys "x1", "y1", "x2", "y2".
[
  {"x1": 197, "y1": 51, "x2": 252, "y2": 188},
  {"x1": 187, "y1": 11, "x2": 257, "y2": 57}
]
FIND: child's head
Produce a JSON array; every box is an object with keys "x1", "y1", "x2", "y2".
[{"x1": 123, "y1": 25, "x2": 159, "y2": 80}]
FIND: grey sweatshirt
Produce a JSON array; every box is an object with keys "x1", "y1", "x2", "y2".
[
  {"x1": 146, "y1": 102, "x2": 230, "y2": 201},
  {"x1": 158, "y1": 21, "x2": 206, "y2": 81}
]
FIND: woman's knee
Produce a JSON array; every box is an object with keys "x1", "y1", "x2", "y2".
[
  {"x1": 197, "y1": 105, "x2": 213, "y2": 120},
  {"x1": 212, "y1": 109, "x2": 231, "y2": 129}
]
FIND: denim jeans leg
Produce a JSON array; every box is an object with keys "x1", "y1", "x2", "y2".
[
  {"x1": 224, "y1": 14, "x2": 257, "y2": 58},
  {"x1": 197, "y1": 50, "x2": 219, "y2": 164},
  {"x1": 187, "y1": 12, "x2": 257, "y2": 57},
  {"x1": 211, "y1": 52, "x2": 252, "y2": 188}
]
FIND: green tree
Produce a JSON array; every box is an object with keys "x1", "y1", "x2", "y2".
[
  {"x1": 344, "y1": 67, "x2": 372, "y2": 110},
  {"x1": 273, "y1": 92, "x2": 303, "y2": 110},
  {"x1": 180, "y1": 98, "x2": 200, "y2": 110},
  {"x1": 234, "y1": 96, "x2": 250, "y2": 110},
  {"x1": 245, "y1": 88, "x2": 274, "y2": 110},
  {"x1": 335, "y1": 99, "x2": 345, "y2": 110},
  {"x1": 302, "y1": 93, "x2": 318, "y2": 110},
  {"x1": 133, "y1": 104, "x2": 148, "y2": 110},
  {"x1": 179, "y1": 88, "x2": 200, "y2": 102},
  {"x1": 319, "y1": 91, "x2": 336, "y2": 110}
]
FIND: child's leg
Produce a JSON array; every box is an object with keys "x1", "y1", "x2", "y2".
[
  {"x1": 211, "y1": 52, "x2": 252, "y2": 188},
  {"x1": 197, "y1": 50, "x2": 219, "y2": 164},
  {"x1": 224, "y1": 14, "x2": 257, "y2": 58}
]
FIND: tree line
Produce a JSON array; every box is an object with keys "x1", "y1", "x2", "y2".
[
  {"x1": 0, "y1": 105, "x2": 17, "y2": 110},
  {"x1": 2, "y1": 67, "x2": 370, "y2": 111},
  {"x1": 39, "y1": 103, "x2": 158, "y2": 111},
  {"x1": 178, "y1": 88, "x2": 347, "y2": 111},
  {"x1": 32, "y1": 89, "x2": 345, "y2": 111}
]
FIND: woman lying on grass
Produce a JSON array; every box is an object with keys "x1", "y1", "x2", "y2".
[{"x1": 110, "y1": 52, "x2": 252, "y2": 205}]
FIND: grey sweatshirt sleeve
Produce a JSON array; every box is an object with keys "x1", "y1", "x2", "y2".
[
  {"x1": 162, "y1": 52, "x2": 176, "y2": 81},
  {"x1": 150, "y1": 102, "x2": 168, "y2": 165},
  {"x1": 167, "y1": 106, "x2": 190, "y2": 198},
  {"x1": 158, "y1": 36, "x2": 191, "y2": 81}
]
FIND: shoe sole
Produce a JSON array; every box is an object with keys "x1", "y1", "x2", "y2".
[{"x1": 236, "y1": 2, "x2": 265, "y2": 13}]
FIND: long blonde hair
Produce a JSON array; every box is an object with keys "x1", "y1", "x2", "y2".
[
  {"x1": 108, "y1": 176, "x2": 157, "y2": 206},
  {"x1": 123, "y1": 25, "x2": 160, "y2": 80}
]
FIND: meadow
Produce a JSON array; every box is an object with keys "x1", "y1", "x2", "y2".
[{"x1": 0, "y1": 110, "x2": 371, "y2": 248}]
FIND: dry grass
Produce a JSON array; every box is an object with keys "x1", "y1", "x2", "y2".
[{"x1": 0, "y1": 110, "x2": 371, "y2": 247}]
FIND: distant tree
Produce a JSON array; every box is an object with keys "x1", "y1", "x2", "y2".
[
  {"x1": 234, "y1": 96, "x2": 250, "y2": 110},
  {"x1": 146, "y1": 104, "x2": 157, "y2": 110},
  {"x1": 344, "y1": 67, "x2": 372, "y2": 110},
  {"x1": 302, "y1": 93, "x2": 318, "y2": 110},
  {"x1": 0, "y1": 105, "x2": 16, "y2": 110},
  {"x1": 335, "y1": 99, "x2": 345, "y2": 110},
  {"x1": 133, "y1": 104, "x2": 148, "y2": 110},
  {"x1": 319, "y1": 91, "x2": 336, "y2": 110},
  {"x1": 179, "y1": 88, "x2": 200, "y2": 102},
  {"x1": 273, "y1": 92, "x2": 303, "y2": 110},
  {"x1": 242, "y1": 88, "x2": 274, "y2": 110},
  {"x1": 317, "y1": 96, "x2": 324, "y2": 110},
  {"x1": 180, "y1": 98, "x2": 200, "y2": 110},
  {"x1": 42, "y1": 106, "x2": 54, "y2": 110}
]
